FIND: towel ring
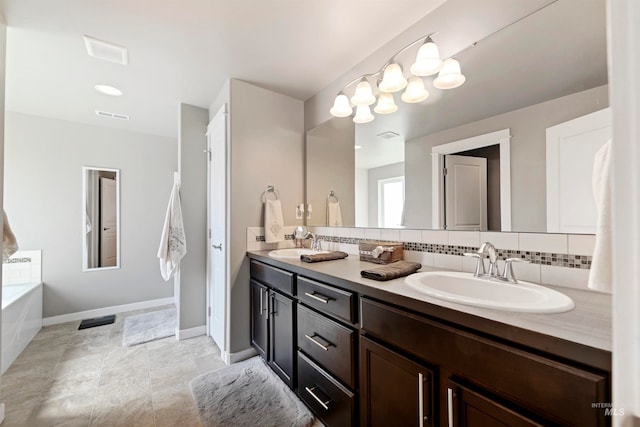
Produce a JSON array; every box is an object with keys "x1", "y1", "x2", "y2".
[
  {"x1": 327, "y1": 190, "x2": 339, "y2": 203},
  {"x1": 261, "y1": 185, "x2": 280, "y2": 202}
]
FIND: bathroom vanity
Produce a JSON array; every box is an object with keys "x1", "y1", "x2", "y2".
[{"x1": 247, "y1": 251, "x2": 611, "y2": 427}]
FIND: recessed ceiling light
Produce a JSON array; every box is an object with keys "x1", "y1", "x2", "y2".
[
  {"x1": 83, "y1": 35, "x2": 129, "y2": 65},
  {"x1": 354, "y1": 145, "x2": 362, "y2": 150},
  {"x1": 95, "y1": 84, "x2": 123, "y2": 97}
]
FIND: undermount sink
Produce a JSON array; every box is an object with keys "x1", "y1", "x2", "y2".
[
  {"x1": 404, "y1": 271, "x2": 574, "y2": 314},
  {"x1": 268, "y1": 248, "x2": 329, "y2": 259}
]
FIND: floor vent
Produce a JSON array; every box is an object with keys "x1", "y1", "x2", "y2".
[
  {"x1": 78, "y1": 314, "x2": 116, "y2": 330},
  {"x1": 95, "y1": 110, "x2": 130, "y2": 121}
]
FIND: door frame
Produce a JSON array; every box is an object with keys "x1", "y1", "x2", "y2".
[
  {"x1": 431, "y1": 128, "x2": 512, "y2": 231},
  {"x1": 205, "y1": 104, "x2": 230, "y2": 356}
]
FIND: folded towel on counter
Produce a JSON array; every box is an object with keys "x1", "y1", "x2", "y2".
[
  {"x1": 588, "y1": 139, "x2": 612, "y2": 292},
  {"x1": 361, "y1": 261, "x2": 422, "y2": 281},
  {"x1": 264, "y1": 199, "x2": 285, "y2": 243},
  {"x1": 327, "y1": 201, "x2": 343, "y2": 227},
  {"x1": 300, "y1": 251, "x2": 349, "y2": 263}
]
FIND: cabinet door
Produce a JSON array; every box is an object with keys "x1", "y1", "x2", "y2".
[
  {"x1": 269, "y1": 291, "x2": 295, "y2": 387},
  {"x1": 360, "y1": 336, "x2": 434, "y2": 427},
  {"x1": 447, "y1": 379, "x2": 544, "y2": 427},
  {"x1": 250, "y1": 280, "x2": 268, "y2": 360}
]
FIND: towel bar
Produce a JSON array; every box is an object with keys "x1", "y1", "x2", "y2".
[{"x1": 261, "y1": 185, "x2": 280, "y2": 202}]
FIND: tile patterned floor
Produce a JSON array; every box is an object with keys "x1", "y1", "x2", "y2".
[{"x1": 0, "y1": 305, "x2": 226, "y2": 426}]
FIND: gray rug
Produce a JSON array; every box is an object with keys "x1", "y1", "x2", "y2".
[
  {"x1": 122, "y1": 308, "x2": 176, "y2": 346},
  {"x1": 189, "y1": 356, "x2": 314, "y2": 427}
]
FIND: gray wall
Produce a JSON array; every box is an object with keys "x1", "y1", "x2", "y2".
[
  {"x1": 4, "y1": 112, "x2": 176, "y2": 317},
  {"x1": 210, "y1": 79, "x2": 304, "y2": 354},
  {"x1": 178, "y1": 104, "x2": 209, "y2": 331},
  {"x1": 404, "y1": 85, "x2": 609, "y2": 231},
  {"x1": 0, "y1": 14, "x2": 6, "y2": 357},
  {"x1": 306, "y1": 119, "x2": 355, "y2": 226}
]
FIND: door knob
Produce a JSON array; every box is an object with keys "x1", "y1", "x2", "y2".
[{"x1": 212, "y1": 243, "x2": 222, "y2": 250}]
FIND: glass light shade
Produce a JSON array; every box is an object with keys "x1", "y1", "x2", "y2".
[
  {"x1": 378, "y1": 62, "x2": 407, "y2": 93},
  {"x1": 401, "y1": 76, "x2": 429, "y2": 103},
  {"x1": 374, "y1": 92, "x2": 398, "y2": 114},
  {"x1": 329, "y1": 93, "x2": 353, "y2": 117},
  {"x1": 410, "y1": 39, "x2": 443, "y2": 76},
  {"x1": 350, "y1": 79, "x2": 376, "y2": 106},
  {"x1": 353, "y1": 105, "x2": 374, "y2": 124},
  {"x1": 433, "y1": 58, "x2": 466, "y2": 89}
]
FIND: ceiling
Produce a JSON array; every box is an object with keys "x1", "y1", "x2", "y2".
[
  {"x1": 352, "y1": 0, "x2": 607, "y2": 169},
  {"x1": 0, "y1": 0, "x2": 447, "y2": 139}
]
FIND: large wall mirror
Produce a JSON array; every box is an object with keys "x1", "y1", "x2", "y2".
[
  {"x1": 306, "y1": 0, "x2": 608, "y2": 233},
  {"x1": 83, "y1": 166, "x2": 120, "y2": 271}
]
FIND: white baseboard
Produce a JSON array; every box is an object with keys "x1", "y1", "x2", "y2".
[
  {"x1": 176, "y1": 325, "x2": 206, "y2": 340},
  {"x1": 43, "y1": 297, "x2": 175, "y2": 326},
  {"x1": 223, "y1": 347, "x2": 257, "y2": 365}
]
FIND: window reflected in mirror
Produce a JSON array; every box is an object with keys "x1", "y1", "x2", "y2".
[{"x1": 83, "y1": 167, "x2": 120, "y2": 271}]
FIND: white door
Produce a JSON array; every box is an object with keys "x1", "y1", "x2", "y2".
[
  {"x1": 99, "y1": 177, "x2": 117, "y2": 267},
  {"x1": 206, "y1": 105, "x2": 228, "y2": 353},
  {"x1": 444, "y1": 155, "x2": 488, "y2": 231},
  {"x1": 546, "y1": 107, "x2": 611, "y2": 233}
]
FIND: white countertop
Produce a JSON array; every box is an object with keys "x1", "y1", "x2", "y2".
[{"x1": 249, "y1": 250, "x2": 612, "y2": 352}]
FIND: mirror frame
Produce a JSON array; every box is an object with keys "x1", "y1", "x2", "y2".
[{"x1": 82, "y1": 166, "x2": 121, "y2": 271}]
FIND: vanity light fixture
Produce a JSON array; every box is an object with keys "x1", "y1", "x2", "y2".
[
  {"x1": 94, "y1": 84, "x2": 123, "y2": 97},
  {"x1": 329, "y1": 33, "x2": 466, "y2": 123}
]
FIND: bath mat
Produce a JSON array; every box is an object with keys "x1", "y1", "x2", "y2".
[
  {"x1": 122, "y1": 308, "x2": 176, "y2": 346},
  {"x1": 78, "y1": 314, "x2": 116, "y2": 330},
  {"x1": 189, "y1": 356, "x2": 314, "y2": 427}
]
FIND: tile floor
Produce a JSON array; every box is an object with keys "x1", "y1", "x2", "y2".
[{"x1": 0, "y1": 305, "x2": 226, "y2": 426}]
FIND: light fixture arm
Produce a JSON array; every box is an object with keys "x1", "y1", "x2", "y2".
[{"x1": 334, "y1": 32, "x2": 438, "y2": 98}]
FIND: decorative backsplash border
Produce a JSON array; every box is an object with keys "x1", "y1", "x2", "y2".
[
  {"x1": 318, "y1": 236, "x2": 591, "y2": 270},
  {"x1": 253, "y1": 232, "x2": 592, "y2": 270}
]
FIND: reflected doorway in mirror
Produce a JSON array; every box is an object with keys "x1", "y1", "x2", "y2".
[{"x1": 82, "y1": 166, "x2": 120, "y2": 271}]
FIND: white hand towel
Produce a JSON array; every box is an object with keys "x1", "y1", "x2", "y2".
[
  {"x1": 327, "y1": 201, "x2": 343, "y2": 227},
  {"x1": 588, "y1": 140, "x2": 612, "y2": 292},
  {"x1": 2, "y1": 209, "x2": 19, "y2": 261},
  {"x1": 264, "y1": 199, "x2": 285, "y2": 243},
  {"x1": 157, "y1": 182, "x2": 187, "y2": 281}
]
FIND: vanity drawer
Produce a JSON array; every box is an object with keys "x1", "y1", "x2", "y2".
[
  {"x1": 297, "y1": 351, "x2": 355, "y2": 427},
  {"x1": 250, "y1": 260, "x2": 294, "y2": 296},
  {"x1": 298, "y1": 276, "x2": 355, "y2": 323},
  {"x1": 360, "y1": 297, "x2": 608, "y2": 427},
  {"x1": 297, "y1": 304, "x2": 356, "y2": 389}
]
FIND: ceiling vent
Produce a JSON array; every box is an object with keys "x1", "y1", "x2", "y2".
[
  {"x1": 377, "y1": 130, "x2": 400, "y2": 140},
  {"x1": 84, "y1": 35, "x2": 129, "y2": 65},
  {"x1": 95, "y1": 110, "x2": 130, "y2": 121}
]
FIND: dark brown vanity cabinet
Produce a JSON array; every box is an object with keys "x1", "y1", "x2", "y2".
[
  {"x1": 296, "y1": 276, "x2": 358, "y2": 426},
  {"x1": 360, "y1": 297, "x2": 609, "y2": 427},
  {"x1": 249, "y1": 260, "x2": 295, "y2": 387},
  {"x1": 248, "y1": 255, "x2": 611, "y2": 427},
  {"x1": 360, "y1": 336, "x2": 434, "y2": 427}
]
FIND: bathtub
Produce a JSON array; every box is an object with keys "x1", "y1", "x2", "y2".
[{"x1": 1, "y1": 282, "x2": 43, "y2": 374}]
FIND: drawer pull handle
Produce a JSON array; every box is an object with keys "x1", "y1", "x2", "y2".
[
  {"x1": 304, "y1": 292, "x2": 331, "y2": 304},
  {"x1": 304, "y1": 334, "x2": 332, "y2": 351},
  {"x1": 447, "y1": 387, "x2": 454, "y2": 427},
  {"x1": 305, "y1": 386, "x2": 331, "y2": 411},
  {"x1": 419, "y1": 373, "x2": 425, "y2": 427}
]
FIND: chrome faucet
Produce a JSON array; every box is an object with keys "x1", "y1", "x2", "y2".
[
  {"x1": 465, "y1": 241, "x2": 530, "y2": 283},
  {"x1": 293, "y1": 226, "x2": 322, "y2": 251},
  {"x1": 479, "y1": 242, "x2": 500, "y2": 278}
]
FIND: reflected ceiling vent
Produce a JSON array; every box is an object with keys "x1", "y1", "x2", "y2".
[
  {"x1": 377, "y1": 130, "x2": 400, "y2": 140},
  {"x1": 95, "y1": 110, "x2": 130, "y2": 121},
  {"x1": 84, "y1": 35, "x2": 129, "y2": 65}
]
